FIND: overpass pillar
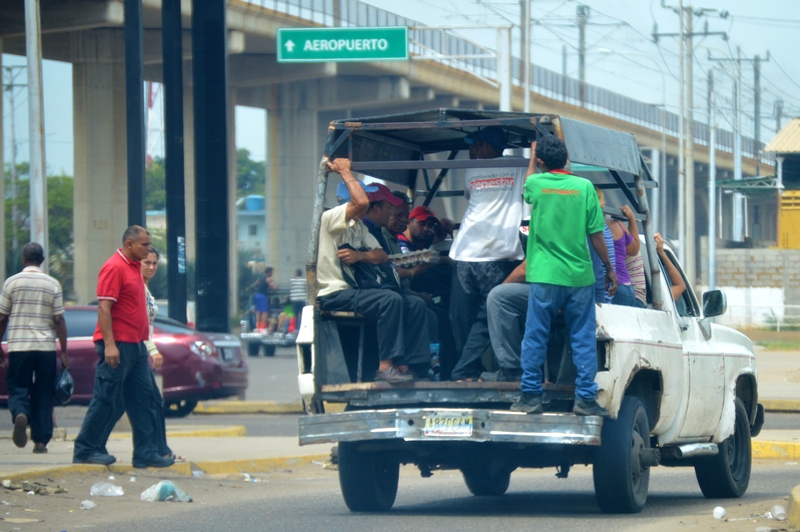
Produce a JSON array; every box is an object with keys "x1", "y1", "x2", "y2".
[
  {"x1": 265, "y1": 82, "x2": 325, "y2": 280},
  {"x1": 72, "y1": 61, "x2": 130, "y2": 303}
]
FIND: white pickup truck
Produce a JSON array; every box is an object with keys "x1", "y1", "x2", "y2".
[{"x1": 295, "y1": 110, "x2": 764, "y2": 514}]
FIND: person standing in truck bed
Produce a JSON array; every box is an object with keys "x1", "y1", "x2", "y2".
[{"x1": 512, "y1": 136, "x2": 617, "y2": 416}]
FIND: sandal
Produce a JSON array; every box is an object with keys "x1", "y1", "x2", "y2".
[{"x1": 165, "y1": 454, "x2": 187, "y2": 463}]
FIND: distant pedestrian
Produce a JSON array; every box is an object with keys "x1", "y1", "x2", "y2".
[
  {"x1": 72, "y1": 225, "x2": 173, "y2": 468},
  {"x1": 252, "y1": 266, "x2": 277, "y2": 332},
  {"x1": 0, "y1": 242, "x2": 69, "y2": 453},
  {"x1": 289, "y1": 269, "x2": 307, "y2": 331}
]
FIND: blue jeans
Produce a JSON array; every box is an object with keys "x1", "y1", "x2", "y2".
[
  {"x1": 611, "y1": 283, "x2": 636, "y2": 307},
  {"x1": 520, "y1": 283, "x2": 598, "y2": 400}
]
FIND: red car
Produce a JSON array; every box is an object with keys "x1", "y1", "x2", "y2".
[{"x1": 0, "y1": 306, "x2": 248, "y2": 417}]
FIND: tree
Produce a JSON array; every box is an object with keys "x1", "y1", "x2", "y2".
[
  {"x1": 4, "y1": 162, "x2": 75, "y2": 297},
  {"x1": 236, "y1": 148, "x2": 265, "y2": 198},
  {"x1": 146, "y1": 156, "x2": 166, "y2": 211}
]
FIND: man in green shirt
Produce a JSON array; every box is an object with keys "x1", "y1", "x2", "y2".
[{"x1": 511, "y1": 136, "x2": 618, "y2": 416}]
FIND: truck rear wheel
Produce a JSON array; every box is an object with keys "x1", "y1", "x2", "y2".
[
  {"x1": 461, "y1": 466, "x2": 512, "y2": 496},
  {"x1": 593, "y1": 396, "x2": 651, "y2": 513},
  {"x1": 338, "y1": 442, "x2": 399, "y2": 512},
  {"x1": 264, "y1": 344, "x2": 276, "y2": 357},
  {"x1": 694, "y1": 397, "x2": 751, "y2": 498},
  {"x1": 247, "y1": 343, "x2": 260, "y2": 357}
]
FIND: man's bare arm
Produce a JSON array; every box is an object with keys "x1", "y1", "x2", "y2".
[
  {"x1": 655, "y1": 233, "x2": 686, "y2": 301},
  {"x1": 337, "y1": 248, "x2": 389, "y2": 265},
  {"x1": 503, "y1": 260, "x2": 528, "y2": 284},
  {"x1": 526, "y1": 141, "x2": 538, "y2": 177},
  {"x1": 53, "y1": 314, "x2": 69, "y2": 369},
  {"x1": 0, "y1": 314, "x2": 7, "y2": 367},
  {"x1": 327, "y1": 158, "x2": 369, "y2": 222},
  {"x1": 97, "y1": 299, "x2": 121, "y2": 369}
]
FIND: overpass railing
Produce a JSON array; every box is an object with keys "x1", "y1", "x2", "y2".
[{"x1": 245, "y1": 0, "x2": 772, "y2": 164}]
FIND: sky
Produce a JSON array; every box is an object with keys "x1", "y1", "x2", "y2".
[{"x1": 3, "y1": 0, "x2": 799, "y2": 175}]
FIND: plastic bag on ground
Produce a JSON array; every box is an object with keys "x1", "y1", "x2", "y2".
[
  {"x1": 81, "y1": 500, "x2": 97, "y2": 510},
  {"x1": 89, "y1": 482, "x2": 124, "y2": 497},
  {"x1": 140, "y1": 480, "x2": 192, "y2": 502}
]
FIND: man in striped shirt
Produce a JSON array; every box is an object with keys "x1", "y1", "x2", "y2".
[{"x1": 0, "y1": 243, "x2": 69, "y2": 453}]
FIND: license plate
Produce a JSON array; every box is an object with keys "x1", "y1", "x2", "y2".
[{"x1": 423, "y1": 412, "x2": 473, "y2": 437}]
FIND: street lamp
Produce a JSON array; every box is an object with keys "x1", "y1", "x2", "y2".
[{"x1": 596, "y1": 48, "x2": 668, "y2": 237}]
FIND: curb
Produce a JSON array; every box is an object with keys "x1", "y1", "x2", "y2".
[
  {"x1": 761, "y1": 399, "x2": 800, "y2": 413},
  {"x1": 194, "y1": 401, "x2": 304, "y2": 415},
  {"x1": 110, "y1": 425, "x2": 247, "y2": 440},
  {"x1": 788, "y1": 484, "x2": 800, "y2": 529},
  {"x1": 752, "y1": 440, "x2": 800, "y2": 460},
  {"x1": 0, "y1": 454, "x2": 330, "y2": 485}
]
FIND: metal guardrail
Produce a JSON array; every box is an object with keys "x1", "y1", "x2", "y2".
[{"x1": 245, "y1": 0, "x2": 772, "y2": 164}]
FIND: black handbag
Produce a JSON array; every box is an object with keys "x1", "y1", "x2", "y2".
[
  {"x1": 338, "y1": 244, "x2": 401, "y2": 293},
  {"x1": 54, "y1": 367, "x2": 74, "y2": 406}
]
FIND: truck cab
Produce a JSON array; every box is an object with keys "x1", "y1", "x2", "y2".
[{"x1": 294, "y1": 109, "x2": 764, "y2": 514}]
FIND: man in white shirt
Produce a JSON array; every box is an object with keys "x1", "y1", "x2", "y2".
[
  {"x1": 0, "y1": 243, "x2": 69, "y2": 453},
  {"x1": 448, "y1": 127, "x2": 527, "y2": 381},
  {"x1": 316, "y1": 159, "x2": 430, "y2": 382}
]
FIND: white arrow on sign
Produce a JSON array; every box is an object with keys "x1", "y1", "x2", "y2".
[{"x1": 285, "y1": 40, "x2": 295, "y2": 52}]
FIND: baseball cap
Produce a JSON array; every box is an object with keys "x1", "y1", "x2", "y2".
[
  {"x1": 336, "y1": 180, "x2": 378, "y2": 204},
  {"x1": 409, "y1": 205, "x2": 439, "y2": 224},
  {"x1": 465, "y1": 126, "x2": 509, "y2": 150},
  {"x1": 367, "y1": 183, "x2": 404, "y2": 206}
]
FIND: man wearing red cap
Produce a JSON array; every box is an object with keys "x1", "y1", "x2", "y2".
[
  {"x1": 448, "y1": 126, "x2": 530, "y2": 381},
  {"x1": 398, "y1": 206, "x2": 438, "y2": 253}
]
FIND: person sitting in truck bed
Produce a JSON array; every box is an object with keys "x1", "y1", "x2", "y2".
[
  {"x1": 448, "y1": 126, "x2": 528, "y2": 382},
  {"x1": 512, "y1": 135, "x2": 617, "y2": 416},
  {"x1": 316, "y1": 158, "x2": 430, "y2": 383},
  {"x1": 655, "y1": 232, "x2": 687, "y2": 302}
]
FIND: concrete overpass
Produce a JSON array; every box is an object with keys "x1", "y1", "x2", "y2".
[{"x1": 0, "y1": 0, "x2": 772, "y2": 307}]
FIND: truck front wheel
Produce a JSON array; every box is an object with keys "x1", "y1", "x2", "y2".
[
  {"x1": 461, "y1": 466, "x2": 512, "y2": 496},
  {"x1": 247, "y1": 343, "x2": 260, "y2": 357},
  {"x1": 593, "y1": 395, "x2": 651, "y2": 513},
  {"x1": 694, "y1": 397, "x2": 751, "y2": 498},
  {"x1": 338, "y1": 442, "x2": 399, "y2": 512}
]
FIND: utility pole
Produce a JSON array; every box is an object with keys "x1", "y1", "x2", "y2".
[
  {"x1": 709, "y1": 48, "x2": 768, "y2": 241},
  {"x1": 521, "y1": 0, "x2": 531, "y2": 112},
  {"x1": 708, "y1": 88, "x2": 717, "y2": 290},
  {"x1": 562, "y1": 45, "x2": 567, "y2": 98},
  {"x1": 3, "y1": 66, "x2": 26, "y2": 252},
  {"x1": 775, "y1": 99, "x2": 784, "y2": 132},
  {"x1": 25, "y1": 0, "x2": 48, "y2": 265},
  {"x1": 577, "y1": 4, "x2": 589, "y2": 107},
  {"x1": 654, "y1": 2, "x2": 727, "y2": 285}
]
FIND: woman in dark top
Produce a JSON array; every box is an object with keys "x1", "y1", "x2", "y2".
[{"x1": 252, "y1": 266, "x2": 276, "y2": 332}]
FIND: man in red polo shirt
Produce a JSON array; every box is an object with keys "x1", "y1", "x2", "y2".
[{"x1": 72, "y1": 225, "x2": 173, "y2": 468}]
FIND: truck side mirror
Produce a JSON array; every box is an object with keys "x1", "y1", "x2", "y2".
[{"x1": 702, "y1": 290, "x2": 727, "y2": 318}]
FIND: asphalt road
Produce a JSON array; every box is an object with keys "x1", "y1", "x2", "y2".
[{"x1": 90, "y1": 461, "x2": 799, "y2": 532}]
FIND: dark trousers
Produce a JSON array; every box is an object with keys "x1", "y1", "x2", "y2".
[
  {"x1": 73, "y1": 341, "x2": 159, "y2": 463},
  {"x1": 319, "y1": 288, "x2": 430, "y2": 366},
  {"x1": 6, "y1": 350, "x2": 56, "y2": 445},
  {"x1": 292, "y1": 301, "x2": 305, "y2": 331},
  {"x1": 450, "y1": 260, "x2": 518, "y2": 380}
]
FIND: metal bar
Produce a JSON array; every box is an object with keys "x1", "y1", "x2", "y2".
[
  {"x1": 306, "y1": 156, "x2": 332, "y2": 307},
  {"x1": 609, "y1": 169, "x2": 640, "y2": 212},
  {"x1": 162, "y1": 0, "x2": 187, "y2": 324},
  {"x1": 24, "y1": 0, "x2": 48, "y2": 264},
  {"x1": 421, "y1": 150, "x2": 459, "y2": 206},
  {"x1": 417, "y1": 189, "x2": 464, "y2": 198},
  {"x1": 635, "y1": 172, "x2": 665, "y2": 310},
  {"x1": 192, "y1": 0, "x2": 230, "y2": 332},
  {"x1": 124, "y1": 0, "x2": 146, "y2": 227},
  {"x1": 331, "y1": 117, "x2": 539, "y2": 132}
]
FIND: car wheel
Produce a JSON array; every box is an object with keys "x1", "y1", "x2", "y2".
[
  {"x1": 264, "y1": 344, "x2": 276, "y2": 357},
  {"x1": 247, "y1": 342, "x2": 261, "y2": 357},
  {"x1": 164, "y1": 399, "x2": 198, "y2": 418},
  {"x1": 461, "y1": 466, "x2": 512, "y2": 496},
  {"x1": 338, "y1": 442, "x2": 399, "y2": 512},
  {"x1": 593, "y1": 396, "x2": 651, "y2": 513},
  {"x1": 694, "y1": 397, "x2": 751, "y2": 498}
]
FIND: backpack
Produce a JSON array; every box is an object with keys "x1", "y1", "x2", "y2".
[{"x1": 338, "y1": 244, "x2": 401, "y2": 293}]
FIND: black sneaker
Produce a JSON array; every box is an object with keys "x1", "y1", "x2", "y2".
[
  {"x1": 510, "y1": 393, "x2": 543, "y2": 414},
  {"x1": 573, "y1": 398, "x2": 609, "y2": 416},
  {"x1": 12, "y1": 414, "x2": 28, "y2": 448},
  {"x1": 480, "y1": 368, "x2": 522, "y2": 382}
]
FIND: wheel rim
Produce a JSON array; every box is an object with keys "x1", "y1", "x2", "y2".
[{"x1": 630, "y1": 425, "x2": 646, "y2": 491}]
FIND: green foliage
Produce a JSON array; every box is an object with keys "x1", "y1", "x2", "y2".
[
  {"x1": 146, "y1": 157, "x2": 166, "y2": 211},
  {"x1": 4, "y1": 163, "x2": 74, "y2": 297},
  {"x1": 236, "y1": 148, "x2": 265, "y2": 198}
]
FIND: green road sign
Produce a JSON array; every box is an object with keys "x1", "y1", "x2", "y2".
[{"x1": 277, "y1": 27, "x2": 408, "y2": 63}]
